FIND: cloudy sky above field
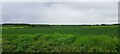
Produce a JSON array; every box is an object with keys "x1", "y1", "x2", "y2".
[{"x1": 2, "y1": 2, "x2": 118, "y2": 24}]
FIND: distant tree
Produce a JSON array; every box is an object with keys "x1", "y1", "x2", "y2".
[{"x1": 101, "y1": 24, "x2": 106, "y2": 26}]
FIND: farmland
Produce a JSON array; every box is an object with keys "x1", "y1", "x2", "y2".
[
  {"x1": 0, "y1": 26, "x2": 2, "y2": 53},
  {"x1": 2, "y1": 25, "x2": 120, "y2": 52}
]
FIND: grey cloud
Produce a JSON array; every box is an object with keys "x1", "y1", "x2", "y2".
[
  {"x1": 2, "y1": 0, "x2": 119, "y2": 2},
  {"x1": 0, "y1": 3, "x2": 2, "y2": 23},
  {"x1": 2, "y1": 2, "x2": 118, "y2": 24}
]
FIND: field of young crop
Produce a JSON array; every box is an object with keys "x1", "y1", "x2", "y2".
[
  {"x1": 2, "y1": 25, "x2": 120, "y2": 52},
  {"x1": 0, "y1": 26, "x2": 2, "y2": 53}
]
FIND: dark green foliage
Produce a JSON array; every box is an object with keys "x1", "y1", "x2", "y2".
[{"x1": 2, "y1": 25, "x2": 120, "y2": 52}]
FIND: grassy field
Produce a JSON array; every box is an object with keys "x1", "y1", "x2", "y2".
[
  {"x1": 2, "y1": 25, "x2": 120, "y2": 52},
  {"x1": 0, "y1": 26, "x2": 2, "y2": 53}
]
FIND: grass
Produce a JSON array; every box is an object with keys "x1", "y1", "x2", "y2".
[
  {"x1": 2, "y1": 25, "x2": 120, "y2": 52},
  {"x1": 2, "y1": 26, "x2": 118, "y2": 36},
  {"x1": 0, "y1": 26, "x2": 2, "y2": 53}
]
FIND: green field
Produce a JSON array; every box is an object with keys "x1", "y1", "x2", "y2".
[
  {"x1": 0, "y1": 26, "x2": 2, "y2": 53},
  {"x1": 2, "y1": 25, "x2": 120, "y2": 52}
]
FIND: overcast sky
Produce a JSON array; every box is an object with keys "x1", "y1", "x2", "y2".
[
  {"x1": 1, "y1": 0, "x2": 119, "y2": 2},
  {"x1": 2, "y1": 2, "x2": 118, "y2": 24}
]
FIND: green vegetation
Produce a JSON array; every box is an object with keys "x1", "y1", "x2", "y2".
[
  {"x1": 0, "y1": 26, "x2": 2, "y2": 53},
  {"x1": 2, "y1": 25, "x2": 120, "y2": 52}
]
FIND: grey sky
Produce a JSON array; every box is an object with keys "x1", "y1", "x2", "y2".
[
  {"x1": 0, "y1": 2, "x2": 2, "y2": 24},
  {"x1": 2, "y1": 0, "x2": 119, "y2": 2},
  {"x1": 2, "y1": 2, "x2": 118, "y2": 24}
]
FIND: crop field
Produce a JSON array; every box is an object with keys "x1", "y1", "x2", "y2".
[
  {"x1": 0, "y1": 26, "x2": 2, "y2": 53},
  {"x1": 2, "y1": 25, "x2": 120, "y2": 52}
]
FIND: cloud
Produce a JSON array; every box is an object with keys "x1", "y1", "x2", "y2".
[
  {"x1": 0, "y1": 3, "x2": 2, "y2": 23},
  {"x1": 1, "y1": 0, "x2": 119, "y2": 2},
  {"x1": 2, "y1": 2, "x2": 118, "y2": 24}
]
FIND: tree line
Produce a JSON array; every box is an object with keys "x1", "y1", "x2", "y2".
[{"x1": 2, "y1": 23, "x2": 120, "y2": 27}]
